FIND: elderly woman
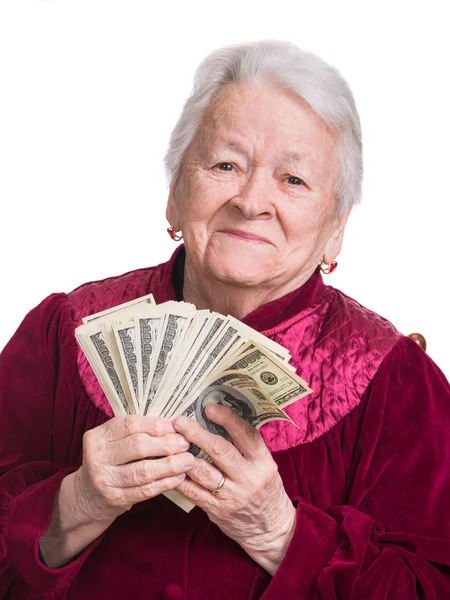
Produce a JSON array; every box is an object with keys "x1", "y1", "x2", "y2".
[{"x1": 1, "y1": 40, "x2": 449, "y2": 599}]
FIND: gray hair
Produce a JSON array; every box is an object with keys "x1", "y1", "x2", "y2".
[{"x1": 164, "y1": 40, "x2": 363, "y2": 216}]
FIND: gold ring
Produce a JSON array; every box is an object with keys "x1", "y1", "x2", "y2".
[{"x1": 211, "y1": 474, "x2": 226, "y2": 495}]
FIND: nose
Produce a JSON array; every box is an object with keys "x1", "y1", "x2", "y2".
[{"x1": 230, "y1": 169, "x2": 276, "y2": 220}]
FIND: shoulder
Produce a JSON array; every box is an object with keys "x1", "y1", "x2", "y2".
[
  {"x1": 374, "y1": 334, "x2": 449, "y2": 396},
  {"x1": 321, "y1": 284, "x2": 401, "y2": 338},
  {"x1": 262, "y1": 285, "x2": 406, "y2": 449},
  {"x1": 272, "y1": 282, "x2": 403, "y2": 381},
  {"x1": 317, "y1": 285, "x2": 402, "y2": 359}
]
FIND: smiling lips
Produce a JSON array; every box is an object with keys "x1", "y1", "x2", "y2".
[{"x1": 219, "y1": 229, "x2": 272, "y2": 244}]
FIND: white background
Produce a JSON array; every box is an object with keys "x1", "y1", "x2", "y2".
[{"x1": 0, "y1": 0, "x2": 448, "y2": 376}]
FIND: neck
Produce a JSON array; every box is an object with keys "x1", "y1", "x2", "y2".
[{"x1": 182, "y1": 256, "x2": 315, "y2": 320}]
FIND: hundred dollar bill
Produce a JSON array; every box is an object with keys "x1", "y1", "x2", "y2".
[
  {"x1": 142, "y1": 301, "x2": 195, "y2": 388},
  {"x1": 226, "y1": 316, "x2": 291, "y2": 363},
  {"x1": 186, "y1": 371, "x2": 294, "y2": 460},
  {"x1": 98, "y1": 322, "x2": 136, "y2": 412},
  {"x1": 82, "y1": 294, "x2": 155, "y2": 323},
  {"x1": 91, "y1": 329, "x2": 129, "y2": 414},
  {"x1": 144, "y1": 311, "x2": 195, "y2": 403},
  {"x1": 220, "y1": 342, "x2": 312, "y2": 409},
  {"x1": 134, "y1": 313, "x2": 162, "y2": 409},
  {"x1": 143, "y1": 307, "x2": 196, "y2": 415},
  {"x1": 163, "y1": 489, "x2": 195, "y2": 514},
  {"x1": 75, "y1": 325, "x2": 131, "y2": 416},
  {"x1": 112, "y1": 322, "x2": 140, "y2": 414}
]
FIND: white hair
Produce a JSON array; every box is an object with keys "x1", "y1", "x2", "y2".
[{"x1": 164, "y1": 40, "x2": 363, "y2": 215}]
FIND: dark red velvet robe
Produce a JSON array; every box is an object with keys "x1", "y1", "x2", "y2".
[{"x1": 1, "y1": 253, "x2": 450, "y2": 599}]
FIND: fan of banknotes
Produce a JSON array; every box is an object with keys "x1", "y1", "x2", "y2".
[{"x1": 75, "y1": 294, "x2": 312, "y2": 511}]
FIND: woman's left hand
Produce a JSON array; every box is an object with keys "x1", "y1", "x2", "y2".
[{"x1": 172, "y1": 404, "x2": 296, "y2": 576}]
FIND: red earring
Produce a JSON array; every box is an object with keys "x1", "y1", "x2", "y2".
[
  {"x1": 320, "y1": 260, "x2": 338, "y2": 274},
  {"x1": 167, "y1": 226, "x2": 182, "y2": 242}
]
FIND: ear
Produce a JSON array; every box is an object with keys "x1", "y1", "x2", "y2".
[
  {"x1": 323, "y1": 212, "x2": 350, "y2": 264},
  {"x1": 166, "y1": 181, "x2": 180, "y2": 230}
]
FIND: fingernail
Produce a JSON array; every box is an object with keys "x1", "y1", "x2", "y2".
[
  {"x1": 173, "y1": 416, "x2": 189, "y2": 430},
  {"x1": 182, "y1": 453, "x2": 195, "y2": 468},
  {"x1": 205, "y1": 403, "x2": 217, "y2": 416},
  {"x1": 179, "y1": 437, "x2": 190, "y2": 451}
]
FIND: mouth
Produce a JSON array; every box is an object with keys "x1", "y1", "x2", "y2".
[{"x1": 219, "y1": 229, "x2": 272, "y2": 245}]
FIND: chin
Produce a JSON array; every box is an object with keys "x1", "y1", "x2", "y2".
[{"x1": 205, "y1": 247, "x2": 275, "y2": 288}]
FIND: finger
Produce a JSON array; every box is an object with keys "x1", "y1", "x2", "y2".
[
  {"x1": 176, "y1": 477, "x2": 222, "y2": 509},
  {"x1": 113, "y1": 452, "x2": 195, "y2": 488},
  {"x1": 204, "y1": 404, "x2": 267, "y2": 461},
  {"x1": 114, "y1": 473, "x2": 188, "y2": 506},
  {"x1": 186, "y1": 458, "x2": 225, "y2": 492},
  {"x1": 173, "y1": 415, "x2": 245, "y2": 479},
  {"x1": 106, "y1": 433, "x2": 190, "y2": 465},
  {"x1": 99, "y1": 416, "x2": 177, "y2": 442}
]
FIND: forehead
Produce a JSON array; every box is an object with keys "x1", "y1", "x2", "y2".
[{"x1": 193, "y1": 81, "x2": 337, "y2": 164}]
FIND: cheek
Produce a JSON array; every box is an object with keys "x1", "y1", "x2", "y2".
[
  {"x1": 281, "y1": 201, "x2": 320, "y2": 235},
  {"x1": 178, "y1": 176, "x2": 234, "y2": 226},
  {"x1": 280, "y1": 200, "x2": 334, "y2": 249}
]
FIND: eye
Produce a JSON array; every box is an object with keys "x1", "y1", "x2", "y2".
[
  {"x1": 215, "y1": 162, "x2": 234, "y2": 171},
  {"x1": 286, "y1": 175, "x2": 305, "y2": 186}
]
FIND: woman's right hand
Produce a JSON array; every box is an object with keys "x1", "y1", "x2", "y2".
[
  {"x1": 74, "y1": 415, "x2": 195, "y2": 522},
  {"x1": 40, "y1": 416, "x2": 194, "y2": 567}
]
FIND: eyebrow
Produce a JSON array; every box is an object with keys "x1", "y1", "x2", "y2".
[
  {"x1": 224, "y1": 141, "x2": 248, "y2": 156},
  {"x1": 280, "y1": 151, "x2": 303, "y2": 163},
  {"x1": 216, "y1": 142, "x2": 304, "y2": 164}
]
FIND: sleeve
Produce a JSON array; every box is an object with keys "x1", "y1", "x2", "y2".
[
  {"x1": 0, "y1": 294, "x2": 104, "y2": 599},
  {"x1": 260, "y1": 337, "x2": 450, "y2": 599}
]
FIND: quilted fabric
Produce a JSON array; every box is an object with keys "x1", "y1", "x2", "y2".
[
  {"x1": 69, "y1": 248, "x2": 401, "y2": 451},
  {"x1": 258, "y1": 286, "x2": 401, "y2": 451}
]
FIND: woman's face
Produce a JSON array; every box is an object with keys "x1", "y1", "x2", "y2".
[{"x1": 167, "y1": 81, "x2": 347, "y2": 291}]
